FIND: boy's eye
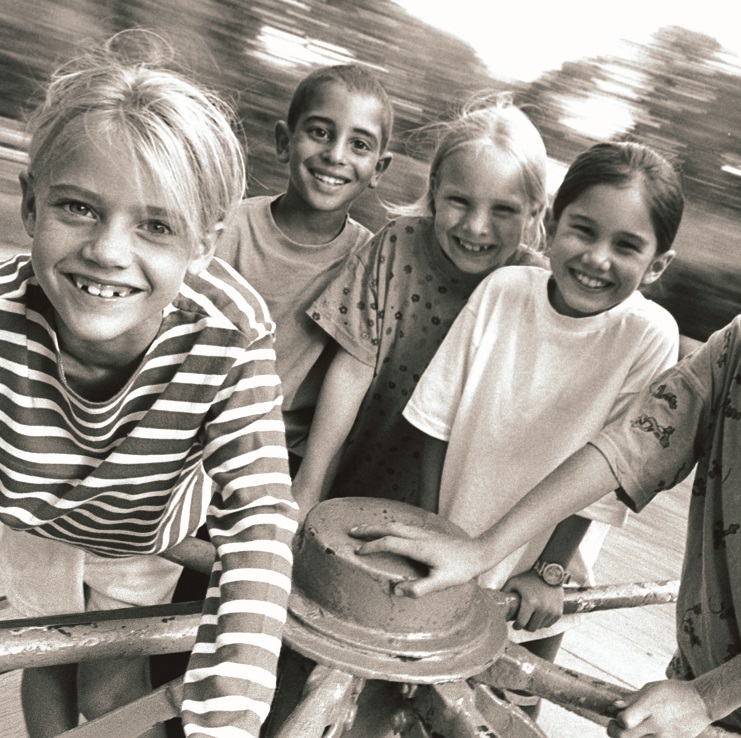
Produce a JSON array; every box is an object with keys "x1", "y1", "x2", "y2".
[
  {"x1": 60, "y1": 200, "x2": 94, "y2": 218},
  {"x1": 617, "y1": 240, "x2": 641, "y2": 252},
  {"x1": 351, "y1": 139, "x2": 373, "y2": 153},
  {"x1": 307, "y1": 126, "x2": 329, "y2": 141}
]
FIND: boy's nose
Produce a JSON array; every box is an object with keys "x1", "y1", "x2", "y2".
[
  {"x1": 81, "y1": 223, "x2": 134, "y2": 268},
  {"x1": 322, "y1": 138, "x2": 348, "y2": 164}
]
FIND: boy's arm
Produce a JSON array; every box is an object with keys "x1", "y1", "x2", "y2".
[
  {"x1": 353, "y1": 443, "x2": 618, "y2": 597},
  {"x1": 292, "y1": 346, "x2": 373, "y2": 517},
  {"x1": 181, "y1": 334, "x2": 299, "y2": 738},
  {"x1": 418, "y1": 435, "x2": 447, "y2": 513}
]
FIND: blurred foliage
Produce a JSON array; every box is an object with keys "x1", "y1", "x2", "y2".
[
  {"x1": 0, "y1": 0, "x2": 504, "y2": 233},
  {"x1": 0, "y1": 0, "x2": 739, "y2": 339},
  {"x1": 520, "y1": 26, "x2": 741, "y2": 215}
]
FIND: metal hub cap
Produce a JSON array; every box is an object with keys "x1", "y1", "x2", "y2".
[{"x1": 284, "y1": 497, "x2": 508, "y2": 682}]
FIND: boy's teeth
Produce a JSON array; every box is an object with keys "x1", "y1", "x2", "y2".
[
  {"x1": 314, "y1": 172, "x2": 346, "y2": 186},
  {"x1": 73, "y1": 276, "x2": 131, "y2": 298}
]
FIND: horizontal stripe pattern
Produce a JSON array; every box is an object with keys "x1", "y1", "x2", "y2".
[{"x1": 0, "y1": 255, "x2": 298, "y2": 735}]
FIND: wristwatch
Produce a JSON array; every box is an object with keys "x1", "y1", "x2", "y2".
[{"x1": 532, "y1": 560, "x2": 571, "y2": 586}]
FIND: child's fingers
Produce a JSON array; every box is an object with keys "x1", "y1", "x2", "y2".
[
  {"x1": 537, "y1": 612, "x2": 560, "y2": 630},
  {"x1": 617, "y1": 692, "x2": 656, "y2": 728},
  {"x1": 609, "y1": 701, "x2": 652, "y2": 736},
  {"x1": 349, "y1": 522, "x2": 423, "y2": 541},
  {"x1": 513, "y1": 600, "x2": 535, "y2": 630},
  {"x1": 394, "y1": 570, "x2": 450, "y2": 598},
  {"x1": 354, "y1": 533, "x2": 419, "y2": 560}
]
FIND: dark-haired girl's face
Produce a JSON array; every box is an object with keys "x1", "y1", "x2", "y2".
[{"x1": 548, "y1": 181, "x2": 674, "y2": 318}]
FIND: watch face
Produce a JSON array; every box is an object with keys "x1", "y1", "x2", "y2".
[{"x1": 542, "y1": 563, "x2": 564, "y2": 586}]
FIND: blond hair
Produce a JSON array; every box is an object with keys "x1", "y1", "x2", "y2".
[{"x1": 27, "y1": 30, "x2": 246, "y2": 245}]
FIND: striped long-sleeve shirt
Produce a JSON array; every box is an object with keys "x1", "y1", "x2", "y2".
[{"x1": 0, "y1": 254, "x2": 299, "y2": 737}]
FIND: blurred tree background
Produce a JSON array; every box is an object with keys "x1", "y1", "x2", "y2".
[{"x1": 0, "y1": 0, "x2": 739, "y2": 339}]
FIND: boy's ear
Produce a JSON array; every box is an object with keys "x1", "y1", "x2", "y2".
[
  {"x1": 641, "y1": 249, "x2": 676, "y2": 285},
  {"x1": 367, "y1": 152, "x2": 393, "y2": 190},
  {"x1": 187, "y1": 224, "x2": 222, "y2": 276},
  {"x1": 274, "y1": 120, "x2": 291, "y2": 164},
  {"x1": 19, "y1": 172, "x2": 36, "y2": 238}
]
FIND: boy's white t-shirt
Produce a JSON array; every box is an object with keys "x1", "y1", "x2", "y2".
[{"x1": 403, "y1": 266, "x2": 679, "y2": 590}]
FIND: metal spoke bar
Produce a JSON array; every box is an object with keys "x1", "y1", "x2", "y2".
[
  {"x1": 406, "y1": 680, "x2": 548, "y2": 738},
  {"x1": 273, "y1": 665, "x2": 364, "y2": 738},
  {"x1": 0, "y1": 601, "x2": 201, "y2": 671},
  {"x1": 0, "y1": 581, "x2": 679, "y2": 672},
  {"x1": 504, "y1": 579, "x2": 680, "y2": 620},
  {"x1": 57, "y1": 678, "x2": 183, "y2": 738}
]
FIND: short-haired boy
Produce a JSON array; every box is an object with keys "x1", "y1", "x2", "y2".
[{"x1": 217, "y1": 63, "x2": 393, "y2": 469}]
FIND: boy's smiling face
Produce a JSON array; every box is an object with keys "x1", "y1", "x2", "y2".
[
  {"x1": 276, "y1": 80, "x2": 392, "y2": 218},
  {"x1": 23, "y1": 123, "x2": 213, "y2": 368}
]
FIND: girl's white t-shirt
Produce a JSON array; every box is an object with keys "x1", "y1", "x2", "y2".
[{"x1": 403, "y1": 266, "x2": 679, "y2": 590}]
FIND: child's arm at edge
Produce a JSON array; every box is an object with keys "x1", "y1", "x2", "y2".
[
  {"x1": 292, "y1": 346, "x2": 374, "y2": 519},
  {"x1": 693, "y1": 654, "x2": 741, "y2": 726},
  {"x1": 352, "y1": 443, "x2": 619, "y2": 597},
  {"x1": 609, "y1": 654, "x2": 741, "y2": 738}
]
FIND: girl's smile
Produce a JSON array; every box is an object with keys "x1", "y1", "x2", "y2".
[
  {"x1": 454, "y1": 236, "x2": 497, "y2": 253},
  {"x1": 548, "y1": 181, "x2": 674, "y2": 318},
  {"x1": 22, "y1": 124, "x2": 213, "y2": 371},
  {"x1": 432, "y1": 142, "x2": 534, "y2": 276}
]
